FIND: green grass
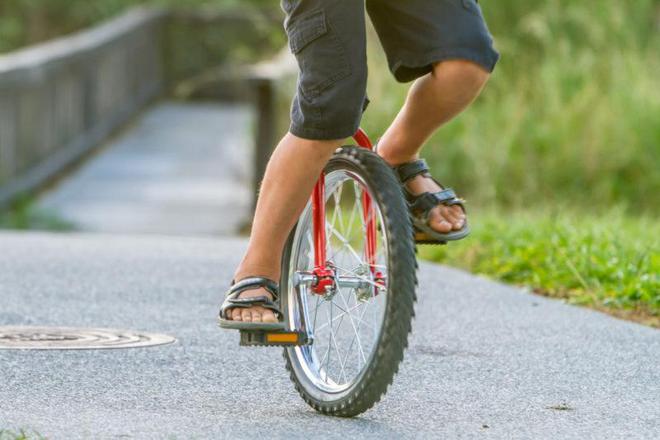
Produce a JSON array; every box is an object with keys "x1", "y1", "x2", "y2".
[
  {"x1": 0, "y1": 430, "x2": 45, "y2": 440},
  {"x1": 363, "y1": 0, "x2": 660, "y2": 215},
  {"x1": 418, "y1": 208, "x2": 659, "y2": 325},
  {"x1": 0, "y1": 195, "x2": 74, "y2": 231}
]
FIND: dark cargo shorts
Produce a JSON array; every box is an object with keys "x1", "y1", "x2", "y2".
[{"x1": 281, "y1": 0, "x2": 499, "y2": 140}]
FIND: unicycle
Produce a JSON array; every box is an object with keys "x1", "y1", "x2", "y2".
[{"x1": 239, "y1": 129, "x2": 417, "y2": 417}]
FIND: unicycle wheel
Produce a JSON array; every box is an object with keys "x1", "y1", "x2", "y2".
[{"x1": 281, "y1": 146, "x2": 417, "y2": 417}]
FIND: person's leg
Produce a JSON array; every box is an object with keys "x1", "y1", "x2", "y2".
[
  {"x1": 230, "y1": 134, "x2": 342, "y2": 323},
  {"x1": 377, "y1": 60, "x2": 490, "y2": 234},
  {"x1": 223, "y1": 0, "x2": 367, "y2": 323},
  {"x1": 366, "y1": 0, "x2": 498, "y2": 235}
]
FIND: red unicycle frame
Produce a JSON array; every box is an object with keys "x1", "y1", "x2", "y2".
[{"x1": 309, "y1": 128, "x2": 380, "y2": 294}]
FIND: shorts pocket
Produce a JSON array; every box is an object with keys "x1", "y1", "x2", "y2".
[{"x1": 286, "y1": 9, "x2": 351, "y2": 99}]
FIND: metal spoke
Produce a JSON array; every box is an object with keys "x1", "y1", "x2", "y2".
[
  {"x1": 327, "y1": 300, "x2": 348, "y2": 383},
  {"x1": 340, "y1": 291, "x2": 373, "y2": 369},
  {"x1": 323, "y1": 297, "x2": 333, "y2": 380},
  {"x1": 337, "y1": 286, "x2": 368, "y2": 364},
  {"x1": 313, "y1": 301, "x2": 365, "y2": 333},
  {"x1": 340, "y1": 302, "x2": 375, "y2": 330},
  {"x1": 326, "y1": 222, "x2": 364, "y2": 266}
]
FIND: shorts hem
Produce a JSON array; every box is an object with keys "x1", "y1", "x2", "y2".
[
  {"x1": 289, "y1": 122, "x2": 360, "y2": 141},
  {"x1": 392, "y1": 47, "x2": 500, "y2": 83}
]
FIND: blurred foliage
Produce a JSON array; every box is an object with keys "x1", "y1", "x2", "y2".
[
  {"x1": 0, "y1": 0, "x2": 281, "y2": 53},
  {"x1": 0, "y1": 195, "x2": 73, "y2": 231},
  {"x1": 363, "y1": 0, "x2": 660, "y2": 214},
  {"x1": 420, "y1": 209, "x2": 659, "y2": 325},
  {"x1": 3, "y1": 0, "x2": 658, "y2": 213}
]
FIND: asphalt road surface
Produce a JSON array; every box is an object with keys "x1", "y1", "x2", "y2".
[{"x1": 1, "y1": 232, "x2": 658, "y2": 439}]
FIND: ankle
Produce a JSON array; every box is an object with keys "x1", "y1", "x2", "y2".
[
  {"x1": 376, "y1": 140, "x2": 419, "y2": 166},
  {"x1": 233, "y1": 261, "x2": 280, "y2": 283},
  {"x1": 380, "y1": 151, "x2": 419, "y2": 167}
]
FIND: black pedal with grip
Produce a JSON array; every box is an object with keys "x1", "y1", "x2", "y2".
[{"x1": 239, "y1": 330, "x2": 310, "y2": 347}]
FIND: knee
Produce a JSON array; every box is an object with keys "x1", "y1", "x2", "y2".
[{"x1": 431, "y1": 59, "x2": 490, "y2": 92}]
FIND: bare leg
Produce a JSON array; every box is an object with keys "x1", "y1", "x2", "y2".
[
  {"x1": 377, "y1": 60, "x2": 490, "y2": 233},
  {"x1": 229, "y1": 133, "x2": 342, "y2": 323}
]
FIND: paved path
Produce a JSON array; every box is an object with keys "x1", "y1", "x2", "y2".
[
  {"x1": 36, "y1": 102, "x2": 254, "y2": 235},
  {"x1": 1, "y1": 232, "x2": 658, "y2": 439}
]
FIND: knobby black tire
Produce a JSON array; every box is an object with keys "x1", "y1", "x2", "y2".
[{"x1": 280, "y1": 146, "x2": 418, "y2": 417}]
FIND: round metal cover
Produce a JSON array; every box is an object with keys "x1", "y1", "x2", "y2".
[{"x1": 0, "y1": 326, "x2": 176, "y2": 350}]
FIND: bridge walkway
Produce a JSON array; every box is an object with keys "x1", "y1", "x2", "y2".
[{"x1": 36, "y1": 101, "x2": 254, "y2": 236}]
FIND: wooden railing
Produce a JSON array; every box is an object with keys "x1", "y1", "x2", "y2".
[
  {"x1": 0, "y1": 6, "x2": 294, "y2": 211},
  {"x1": 0, "y1": 8, "x2": 167, "y2": 207}
]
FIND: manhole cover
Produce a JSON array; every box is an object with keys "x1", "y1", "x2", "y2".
[{"x1": 0, "y1": 326, "x2": 176, "y2": 350}]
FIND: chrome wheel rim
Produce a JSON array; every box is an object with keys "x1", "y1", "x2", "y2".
[{"x1": 287, "y1": 170, "x2": 389, "y2": 394}]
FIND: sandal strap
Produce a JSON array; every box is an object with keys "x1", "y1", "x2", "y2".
[
  {"x1": 393, "y1": 159, "x2": 430, "y2": 184},
  {"x1": 226, "y1": 295, "x2": 274, "y2": 305},
  {"x1": 228, "y1": 276, "x2": 279, "y2": 300},
  {"x1": 226, "y1": 296, "x2": 281, "y2": 314},
  {"x1": 409, "y1": 188, "x2": 465, "y2": 218},
  {"x1": 220, "y1": 276, "x2": 282, "y2": 320}
]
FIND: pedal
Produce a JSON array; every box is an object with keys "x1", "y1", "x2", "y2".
[
  {"x1": 239, "y1": 330, "x2": 310, "y2": 347},
  {"x1": 414, "y1": 231, "x2": 447, "y2": 245}
]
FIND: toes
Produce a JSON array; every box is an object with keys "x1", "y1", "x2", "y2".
[
  {"x1": 429, "y1": 206, "x2": 466, "y2": 233},
  {"x1": 227, "y1": 287, "x2": 277, "y2": 323},
  {"x1": 449, "y1": 211, "x2": 465, "y2": 230},
  {"x1": 438, "y1": 220, "x2": 453, "y2": 232},
  {"x1": 441, "y1": 206, "x2": 458, "y2": 222},
  {"x1": 429, "y1": 208, "x2": 452, "y2": 232},
  {"x1": 262, "y1": 310, "x2": 278, "y2": 323},
  {"x1": 441, "y1": 206, "x2": 465, "y2": 230},
  {"x1": 251, "y1": 309, "x2": 263, "y2": 323},
  {"x1": 451, "y1": 205, "x2": 466, "y2": 219},
  {"x1": 430, "y1": 217, "x2": 453, "y2": 233},
  {"x1": 451, "y1": 206, "x2": 466, "y2": 230}
]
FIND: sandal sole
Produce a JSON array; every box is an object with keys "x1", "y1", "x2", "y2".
[
  {"x1": 413, "y1": 222, "x2": 470, "y2": 244},
  {"x1": 218, "y1": 318, "x2": 286, "y2": 331}
]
